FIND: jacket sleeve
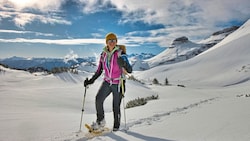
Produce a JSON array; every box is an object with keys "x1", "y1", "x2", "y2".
[
  {"x1": 120, "y1": 54, "x2": 132, "y2": 73},
  {"x1": 89, "y1": 53, "x2": 103, "y2": 83}
]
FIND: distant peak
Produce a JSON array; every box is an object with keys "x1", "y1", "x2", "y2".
[
  {"x1": 212, "y1": 26, "x2": 239, "y2": 36},
  {"x1": 171, "y1": 36, "x2": 189, "y2": 46},
  {"x1": 173, "y1": 36, "x2": 189, "y2": 42}
]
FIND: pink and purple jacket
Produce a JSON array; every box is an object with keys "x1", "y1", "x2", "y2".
[{"x1": 91, "y1": 46, "x2": 131, "y2": 85}]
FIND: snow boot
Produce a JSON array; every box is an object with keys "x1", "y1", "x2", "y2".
[
  {"x1": 113, "y1": 127, "x2": 119, "y2": 132},
  {"x1": 91, "y1": 119, "x2": 106, "y2": 130}
]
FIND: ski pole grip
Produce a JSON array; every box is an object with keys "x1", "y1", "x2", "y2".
[{"x1": 84, "y1": 77, "x2": 89, "y2": 87}]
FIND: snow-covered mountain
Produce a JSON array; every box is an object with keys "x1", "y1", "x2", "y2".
[
  {"x1": 0, "y1": 53, "x2": 154, "y2": 73},
  {"x1": 146, "y1": 36, "x2": 202, "y2": 68},
  {"x1": 0, "y1": 56, "x2": 96, "y2": 72},
  {"x1": 133, "y1": 25, "x2": 239, "y2": 70},
  {"x1": 129, "y1": 56, "x2": 150, "y2": 71},
  {"x1": 128, "y1": 53, "x2": 155, "y2": 60},
  {"x1": 125, "y1": 53, "x2": 155, "y2": 71},
  {"x1": 199, "y1": 26, "x2": 239, "y2": 44},
  {"x1": 136, "y1": 20, "x2": 250, "y2": 87}
]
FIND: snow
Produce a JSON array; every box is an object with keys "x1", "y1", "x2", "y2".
[{"x1": 0, "y1": 19, "x2": 250, "y2": 141}]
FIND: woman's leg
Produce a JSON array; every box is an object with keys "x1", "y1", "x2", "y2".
[
  {"x1": 111, "y1": 84, "x2": 122, "y2": 129},
  {"x1": 95, "y1": 81, "x2": 111, "y2": 122}
]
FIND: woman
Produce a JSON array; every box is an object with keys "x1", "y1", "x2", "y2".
[{"x1": 84, "y1": 33, "x2": 132, "y2": 131}]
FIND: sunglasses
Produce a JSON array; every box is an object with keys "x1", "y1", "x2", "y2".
[{"x1": 107, "y1": 39, "x2": 117, "y2": 43}]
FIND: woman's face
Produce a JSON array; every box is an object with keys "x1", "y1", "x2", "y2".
[{"x1": 107, "y1": 39, "x2": 117, "y2": 51}]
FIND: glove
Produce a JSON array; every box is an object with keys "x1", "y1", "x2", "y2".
[
  {"x1": 117, "y1": 57, "x2": 126, "y2": 68},
  {"x1": 84, "y1": 78, "x2": 94, "y2": 87}
]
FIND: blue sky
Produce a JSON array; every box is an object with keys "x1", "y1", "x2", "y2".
[{"x1": 0, "y1": 0, "x2": 249, "y2": 58}]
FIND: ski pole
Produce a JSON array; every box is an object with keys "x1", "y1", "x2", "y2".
[
  {"x1": 79, "y1": 84, "x2": 88, "y2": 132},
  {"x1": 123, "y1": 95, "x2": 127, "y2": 131}
]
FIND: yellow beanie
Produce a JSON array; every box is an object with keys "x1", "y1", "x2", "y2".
[{"x1": 105, "y1": 33, "x2": 117, "y2": 43}]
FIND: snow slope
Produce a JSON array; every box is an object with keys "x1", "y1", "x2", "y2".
[
  {"x1": 0, "y1": 19, "x2": 250, "y2": 141},
  {"x1": 1, "y1": 67, "x2": 249, "y2": 141},
  {"x1": 0, "y1": 67, "x2": 156, "y2": 141}
]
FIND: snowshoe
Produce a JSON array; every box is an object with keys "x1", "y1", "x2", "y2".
[{"x1": 84, "y1": 123, "x2": 111, "y2": 139}]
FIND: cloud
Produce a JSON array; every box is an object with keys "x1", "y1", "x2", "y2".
[
  {"x1": 123, "y1": 24, "x2": 213, "y2": 48},
  {"x1": 111, "y1": 0, "x2": 250, "y2": 27},
  {"x1": 0, "y1": 0, "x2": 71, "y2": 27},
  {"x1": 78, "y1": 0, "x2": 113, "y2": 14},
  {"x1": 0, "y1": 35, "x2": 145, "y2": 48},
  {"x1": 0, "y1": 0, "x2": 249, "y2": 50},
  {"x1": 74, "y1": 0, "x2": 249, "y2": 47},
  {"x1": 0, "y1": 38, "x2": 104, "y2": 45},
  {"x1": 2, "y1": 0, "x2": 249, "y2": 29},
  {"x1": 64, "y1": 49, "x2": 78, "y2": 63},
  {"x1": 108, "y1": 0, "x2": 250, "y2": 47},
  {"x1": 5, "y1": 0, "x2": 63, "y2": 12},
  {"x1": 196, "y1": 0, "x2": 250, "y2": 23},
  {"x1": 91, "y1": 33, "x2": 102, "y2": 38},
  {"x1": 0, "y1": 29, "x2": 54, "y2": 36}
]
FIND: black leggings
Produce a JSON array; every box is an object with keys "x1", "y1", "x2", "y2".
[{"x1": 95, "y1": 81, "x2": 123, "y2": 128}]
